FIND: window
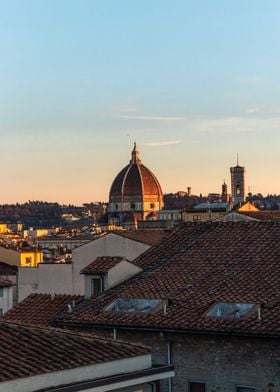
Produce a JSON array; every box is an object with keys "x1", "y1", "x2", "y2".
[
  {"x1": 206, "y1": 302, "x2": 258, "y2": 320},
  {"x1": 25, "y1": 257, "x2": 32, "y2": 265},
  {"x1": 106, "y1": 298, "x2": 164, "y2": 314},
  {"x1": 130, "y1": 203, "x2": 136, "y2": 209},
  {"x1": 189, "y1": 381, "x2": 205, "y2": 392},
  {"x1": 150, "y1": 203, "x2": 155, "y2": 209},
  {"x1": 0, "y1": 288, "x2": 3, "y2": 298},
  {"x1": 193, "y1": 215, "x2": 201, "y2": 221},
  {"x1": 91, "y1": 277, "x2": 103, "y2": 297},
  {"x1": 236, "y1": 387, "x2": 256, "y2": 392}
]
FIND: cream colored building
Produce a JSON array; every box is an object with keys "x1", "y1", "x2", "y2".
[
  {"x1": 18, "y1": 230, "x2": 166, "y2": 301},
  {"x1": 184, "y1": 202, "x2": 229, "y2": 222}
]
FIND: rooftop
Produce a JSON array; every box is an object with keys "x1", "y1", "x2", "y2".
[
  {"x1": 238, "y1": 211, "x2": 280, "y2": 221},
  {"x1": 113, "y1": 229, "x2": 172, "y2": 246},
  {"x1": 0, "y1": 321, "x2": 150, "y2": 383},
  {"x1": 0, "y1": 261, "x2": 17, "y2": 276},
  {"x1": 4, "y1": 294, "x2": 84, "y2": 326},
  {"x1": 194, "y1": 202, "x2": 229, "y2": 210},
  {"x1": 81, "y1": 256, "x2": 126, "y2": 274},
  {"x1": 0, "y1": 279, "x2": 13, "y2": 288},
  {"x1": 55, "y1": 221, "x2": 280, "y2": 338}
]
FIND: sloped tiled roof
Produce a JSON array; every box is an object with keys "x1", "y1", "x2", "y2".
[
  {"x1": 57, "y1": 222, "x2": 280, "y2": 337},
  {"x1": 4, "y1": 294, "x2": 84, "y2": 326},
  {"x1": 0, "y1": 322, "x2": 150, "y2": 382},
  {"x1": 113, "y1": 229, "x2": 172, "y2": 246},
  {"x1": 0, "y1": 279, "x2": 13, "y2": 288},
  {"x1": 81, "y1": 256, "x2": 125, "y2": 274},
  {"x1": 238, "y1": 211, "x2": 280, "y2": 221},
  {"x1": 0, "y1": 261, "x2": 17, "y2": 276}
]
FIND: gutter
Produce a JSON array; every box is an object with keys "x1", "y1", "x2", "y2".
[
  {"x1": 53, "y1": 320, "x2": 280, "y2": 341},
  {"x1": 37, "y1": 365, "x2": 175, "y2": 392}
]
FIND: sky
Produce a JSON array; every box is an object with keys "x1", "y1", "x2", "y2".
[{"x1": 1, "y1": 0, "x2": 280, "y2": 204}]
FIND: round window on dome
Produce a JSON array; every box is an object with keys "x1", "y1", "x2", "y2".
[{"x1": 130, "y1": 203, "x2": 136, "y2": 209}]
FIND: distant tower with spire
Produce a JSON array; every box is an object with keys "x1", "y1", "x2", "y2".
[
  {"x1": 221, "y1": 180, "x2": 229, "y2": 202},
  {"x1": 230, "y1": 154, "x2": 246, "y2": 203}
]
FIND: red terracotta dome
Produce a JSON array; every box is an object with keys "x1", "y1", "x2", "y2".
[{"x1": 109, "y1": 143, "x2": 163, "y2": 198}]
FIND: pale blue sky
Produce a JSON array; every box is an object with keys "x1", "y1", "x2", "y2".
[{"x1": 0, "y1": 1, "x2": 280, "y2": 203}]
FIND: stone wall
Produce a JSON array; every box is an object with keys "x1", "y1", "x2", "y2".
[{"x1": 94, "y1": 328, "x2": 280, "y2": 392}]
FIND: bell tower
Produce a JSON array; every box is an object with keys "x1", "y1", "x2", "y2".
[{"x1": 230, "y1": 155, "x2": 246, "y2": 203}]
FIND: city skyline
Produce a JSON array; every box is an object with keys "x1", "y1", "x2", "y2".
[{"x1": 1, "y1": 1, "x2": 280, "y2": 204}]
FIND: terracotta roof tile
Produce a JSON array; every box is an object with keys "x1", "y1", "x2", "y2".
[
  {"x1": 0, "y1": 322, "x2": 150, "y2": 383},
  {"x1": 4, "y1": 294, "x2": 84, "y2": 326},
  {"x1": 58, "y1": 222, "x2": 280, "y2": 337},
  {"x1": 0, "y1": 261, "x2": 17, "y2": 276},
  {"x1": 113, "y1": 229, "x2": 172, "y2": 246},
  {"x1": 0, "y1": 279, "x2": 13, "y2": 288},
  {"x1": 81, "y1": 256, "x2": 125, "y2": 274},
  {"x1": 238, "y1": 211, "x2": 280, "y2": 221}
]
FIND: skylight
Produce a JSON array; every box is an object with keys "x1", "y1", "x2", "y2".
[
  {"x1": 206, "y1": 302, "x2": 257, "y2": 320},
  {"x1": 106, "y1": 298, "x2": 164, "y2": 314}
]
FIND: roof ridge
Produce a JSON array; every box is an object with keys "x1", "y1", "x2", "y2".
[{"x1": 0, "y1": 320, "x2": 149, "y2": 349}]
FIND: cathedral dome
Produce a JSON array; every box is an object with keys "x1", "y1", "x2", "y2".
[
  {"x1": 108, "y1": 143, "x2": 163, "y2": 224},
  {"x1": 109, "y1": 143, "x2": 163, "y2": 199}
]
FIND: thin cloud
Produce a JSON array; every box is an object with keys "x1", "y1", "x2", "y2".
[
  {"x1": 238, "y1": 75, "x2": 268, "y2": 85},
  {"x1": 142, "y1": 140, "x2": 181, "y2": 147},
  {"x1": 120, "y1": 115, "x2": 185, "y2": 121},
  {"x1": 189, "y1": 115, "x2": 280, "y2": 133},
  {"x1": 245, "y1": 107, "x2": 261, "y2": 114}
]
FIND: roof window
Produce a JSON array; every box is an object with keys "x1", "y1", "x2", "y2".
[
  {"x1": 106, "y1": 298, "x2": 164, "y2": 314},
  {"x1": 206, "y1": 302, "x2": 258, "y2": 320}
]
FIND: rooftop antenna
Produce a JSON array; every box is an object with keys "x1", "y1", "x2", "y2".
[{"x1": 237, "y1": 152, "x2": 239, "y2": 166}]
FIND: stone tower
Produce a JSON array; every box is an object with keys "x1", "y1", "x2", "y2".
[
  {"x1": 230, "y1": 156, "x2": 246, "y2": 203},
  {"x1": 221, "y1": 180, "x2": 229, "y2": 202}
]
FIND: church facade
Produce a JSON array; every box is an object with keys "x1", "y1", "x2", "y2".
[{"x1": 108, "y1": 143, "x2": 163, "y2": 225}]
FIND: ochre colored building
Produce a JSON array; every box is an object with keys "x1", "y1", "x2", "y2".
[{"x1": 0, "y1": 247, "x2": 43, "y2": 267}]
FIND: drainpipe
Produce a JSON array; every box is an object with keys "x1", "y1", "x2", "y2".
[
  {"x1": 112, "y1": 328, "x2": 117, "y2": 340},
  {"x1": 167, "y1": 341, "x2": 172, "y2": 392}
]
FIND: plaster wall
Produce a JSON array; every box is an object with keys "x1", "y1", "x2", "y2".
[
  {"x1": 18, "y1": 234, "x2": 149, "y2": 300},
  {"x1": 0, "y1": 286, "x2": 13, "y2": 314},
  {"x1": 18, "y1": 264, "x2": 72, "y2": 302},
  {"x1": 108, "y1": 260, "x2": 142, "y2": 289},
  {"x1": 38, "y1": 263, "x2": 72, "y2": 295},
  {"x1": 72, "y1": 233, "x2": 149, "y2": 295},
  {"x1": 18, "y1": 267, "x2": 38, "y2": 302},
  {"x1": 0, "y1": 247, "x2": 19, "y2": 266},
  {"x1": 0, "y1": 274, "x2": 17, "y2": 305}
]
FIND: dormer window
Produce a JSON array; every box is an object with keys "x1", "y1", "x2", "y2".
[
  {"x1": 206, "y1": 302, "x2": 258, "y2": 320},
  {"x1": 91, "y1": 276, "x2": 104, "y2": 297},
  {"x1": 106, "y1": 298, "x2": 164, "y2": 314}
]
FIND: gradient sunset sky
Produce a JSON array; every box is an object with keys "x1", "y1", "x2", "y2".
[{"x1": 1, "y1": 1, "x2": 280, "y2": 204}]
